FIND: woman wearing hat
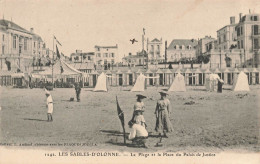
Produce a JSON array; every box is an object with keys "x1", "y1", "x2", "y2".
[
  {"x1": 130, "y1": 94, "x2": 147, "y2": 127},
  {"x1": 154, "y1": 91, "x2": 173, "y2": 137}
]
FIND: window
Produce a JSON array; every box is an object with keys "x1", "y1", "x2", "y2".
[
  {"x1": 88, "y1": 56, "x2": 91, "y2": 60},
  {"x1": 13, "y1": 36, "x2": 16, "y2": 49},
  {"x1": 111, "y1": 53, "x2": 114, "y2": 57},
  {"x1": 151, "y1": 45, "x2": 154, "y2": 51},
  {"x1": 2, "y1": 34, "x2": 4, "y2": 41},
  {"x1": 157, "y1": 45, "x2": 160, "y2": 50},
  {"x1": 238, "y1": 41, "x2": 240, "y2": 49},
  {"x1": 34, "y1": 42, "x2": 36, "y2": 48},
  {"x1": 254, "y1": 16, "x2": 258, "y2": 21},
  {"x1": 254, "y1": 39, "x2": 259, "y2": 49},
  {"x1": 97, "y1": 48, "x2": 100, "y2": 51},
  {"x1": 224, "y1": 34, "x2": 226, "y2": 42},
  {"x1": 241, "y1": 26, "x2": 243, "y2": 35},
  {"x1": 253, "y1": 25, "x2": 259, "y2": 35},
  {"x1": 24, "y1": 38, "x2": 27, "y2": 50},
  {"x1": 241, "y1": 40, "x2": 243, "y2": 49},
  {"x1": 237, "y1": 27, "x2": 240, "y2": 36},
  {"x1": 2, "y1": 45, "x2": 4, "y2": 54},
  {"x1": 219, "y1": 37, "x2": 221, "y2": 44},
  {"x1": 38, "y1": 43, "x2": 40, "y2": 49}
]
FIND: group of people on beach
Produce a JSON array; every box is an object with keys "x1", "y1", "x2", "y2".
[
  {"x1": 43, "y1": 86, "x2": 173, "y2": 148},
  {"x1": 128, "y1": 91, "x2": 173, "y2": 148}
]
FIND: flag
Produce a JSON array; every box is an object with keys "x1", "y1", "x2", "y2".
[
  {"x1": 54, "y1": 35, "x2": 62, "y2": 46},
  {"x1": 116, "y1": 96, "x2": 126, "y2": 144},
  {"x1": 56, "y1": 45, "x2": 61, "y2": 59}
]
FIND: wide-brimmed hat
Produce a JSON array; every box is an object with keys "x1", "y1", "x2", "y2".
[
  {"x1": 136, "y1": 94, "x2": 146, "y2": 99},
  {"x1": 159, "y1": 91, "x2": 168, "y2": 96}
]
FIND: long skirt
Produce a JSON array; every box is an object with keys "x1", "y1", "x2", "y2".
[{"x1": 155, "y1": 109, "x2": 173, "y2": 133}]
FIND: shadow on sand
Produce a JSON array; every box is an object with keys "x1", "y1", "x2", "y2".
[
  {"x1": 100, "y1": 130, "x2": 159, "y2": 138},
  {"x1": 100, "y1": 130, "x2": 129, "y2": 137},
  {"x1": 23, "y1": 118, "x2": 47, "y2": 122}
]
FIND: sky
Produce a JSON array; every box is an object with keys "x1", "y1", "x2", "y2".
[{"x1": 0, "y1": 0, "x2": 260, "y2": 60}]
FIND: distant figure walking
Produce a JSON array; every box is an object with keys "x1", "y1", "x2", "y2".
[
  {"x1": 155, "y1": 91, "x2": 173, "y2": 137},
  {"x1": 45, "y1": 89, "x2": 53, "y2": 122},
  {"x1": 217, "y1": 79, "x2": 224, "y2": 93},
  {"x1": 75, "y1": 82, "x2": 82, "y2": 102}
]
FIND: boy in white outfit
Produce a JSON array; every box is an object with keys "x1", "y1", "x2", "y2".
[{"x1": 45, "y1": 89, "x2": 53, "y2": 122}]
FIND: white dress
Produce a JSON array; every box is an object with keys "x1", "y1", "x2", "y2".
[{"x1": 46, "y1": 95, "x2": 53, "y2": 114}]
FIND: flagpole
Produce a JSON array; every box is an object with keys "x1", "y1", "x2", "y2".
[{"x1": 52, "y1": 35, "x2": 54, "y2": 86}]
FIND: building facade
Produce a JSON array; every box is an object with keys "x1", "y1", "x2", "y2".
[
  {"x1": 0, "y1": 19, "x2": 46, "y2": 72},
  {"x1": 147, "y1": 38, "x2": 164, "y2": 64},
  {"x1": 70, "y1": 50, "x2": 95, "y2": 63},
  {"x1": 217, "y1": 16, "x2": 237, "y2": 50},
  {"x1": 94, "y1": 45, "x2": 118, "y2": 66},
  {"x1": 167, "y1": 39, "x2": 198, "y2": 62},
  {"x1": 197, "y1": 36, "x2": 215, "y2": 56},
  {"x1": 122, "y1": 51, "x2": 147, "y2": 67},
  {"x1": 235, "y1": 13, "x2": 260, "y2": 67}
]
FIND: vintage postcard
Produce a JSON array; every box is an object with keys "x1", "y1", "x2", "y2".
[{"x1": 0, "y1": 0, "x2": 259, "y2": 163}]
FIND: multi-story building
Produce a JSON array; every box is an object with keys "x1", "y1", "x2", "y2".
[
  {"x1": 147, "y1": 38, "x2": 164, "y2": 64},
  {"x1": 167, "y1": 39, "x2": 198, "y2": 62},
  {"x1": 0, "y1": 19, "x2": 46, "y2": 72},
  {"x1": 217, "y1": 16, "x2": 237, "y2": 50},
  {"x1": 197, "y1": 36, "x2": 215, "y2": 56},
  {"x1": 205, "y1": 39, "x2": 218, "y2": 52},
  {"x1": 70, "y1": 50, "x2": 95, "y2": 63},
  {"x1": 122, "y1": 51, "x2": 147, "y2": 67},
  {"x1": 94, "y1": 45, "x2": 118, "y2": 66},
  {"x1": 236, "y1": 12, "x2": 260, "y2": 67}
]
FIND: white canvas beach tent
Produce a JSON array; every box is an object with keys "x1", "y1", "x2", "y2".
[
  {"x1": 131, "y1": 73, "x2": 159, "y2": 92},
  {"x1": 131, "y1": 73, "x2": 146, "y2": 92},
  {"x1": 205, "y1": 73, "x2": 220, "y2": 91},
  {"x1": 168, "y1": 73, "x2": 186, "y2": 92},
  {"x1": 93, "y1": 72, "x2": 108, "y2": 92},
  {"x1": 232, "y1": 71, "x2": 250, "y2": 91},
  {"x1": 38, "y1": 59, "x2": 82, "y2": 76}
]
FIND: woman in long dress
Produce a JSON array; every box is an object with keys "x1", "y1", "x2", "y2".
[{"x1": 155, "y1": 91, "x2": 173, "y2": 137}]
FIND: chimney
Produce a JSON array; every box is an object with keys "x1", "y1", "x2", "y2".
[
  {"x1": 239, "y1": 13, "x2": 243, "y2": 21},
  {"x1": 30, "y1": 28, "x2": 34, "y2": 33},
  {"x1": 230, "y1": 16, "x2": 235, "y2": 24}
]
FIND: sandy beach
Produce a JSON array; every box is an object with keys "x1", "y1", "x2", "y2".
[{"x1": 0, "y1": 85, "x2": 259, "y2": 152}]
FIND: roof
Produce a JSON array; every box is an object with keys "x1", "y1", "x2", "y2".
[
  {"x1": 32, "y1": 33, "x2": 43, "y2": 42},
  {"x1": 151, "y1": 38, "x2": 160, "y2": 42},
  {"x1": 168, "y1": 39, "x2": 198, "y2": 50},
  {"x1": 70, "y1": 62, "x2": 95, "y2": 70},
  {"x1": 95, "y1": 45, "x2": 118, "y2": 49},
  {"x1": 0, "y1": 19, "x2": 31, "y2": 34},
  {"x1": 71, "y1": 52, "x2": 95, "y2": 57},
  {"x1": 217, "y1": 23, "x2": 237, "y2": 32}
]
